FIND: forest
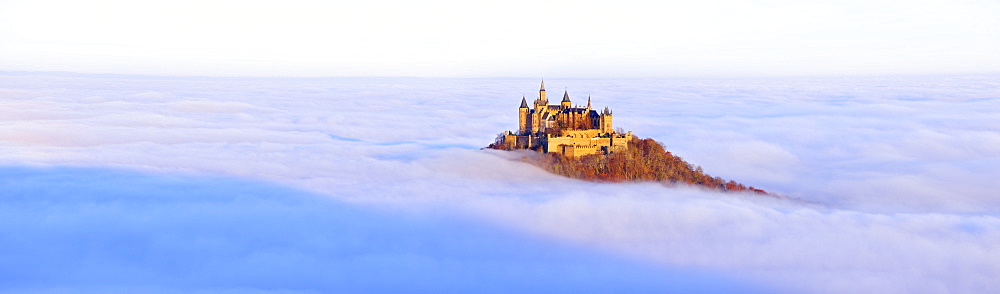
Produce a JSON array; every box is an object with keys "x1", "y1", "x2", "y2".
[{"x1": 488, "y1": 136, "x2": 772, "y2": 195}]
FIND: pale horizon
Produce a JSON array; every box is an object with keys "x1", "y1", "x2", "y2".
[{"x1": 1, "y1": 0, "x2": 998, "y2": 78}]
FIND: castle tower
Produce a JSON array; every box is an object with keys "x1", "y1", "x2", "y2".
[
  {"x1": 600, "y1": 107, "x2": 614, "y2": 133},
  {"x1": 561, "y1": 90, "x2": 571, "y2": 109},
  {"x1": 586, "y1": 95, "x2": 592, "y2": 110},
  {"x1": 539, "y1": 80, "x2": 547, "y2": 103},
  {"x1": 532, "y1": 80, "x2": 546, "y2": 132},
  {"x1": 518, "y1": 96, "x2": 530, "y2": 134}
]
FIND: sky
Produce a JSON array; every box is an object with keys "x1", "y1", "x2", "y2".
[
  {"x1": 1, "y1": 73, "x2": 998, "y2": 292},
  {"x1": 1, "y1": 0, "x2": 999, "y2": 77}
]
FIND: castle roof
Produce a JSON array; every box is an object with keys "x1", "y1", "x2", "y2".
[
  {"x1": 561, "y1": 107, "x2": 593, "y2": 114},
  {"x1": 562, "y1": 90, "x2": 571, "y2": 102},
  {"x1": 540, "y1": 80, "x2": 545, "y2": 91},
  {"x1": 519, "y1": 96, "x2": 528, "y2": 108}
]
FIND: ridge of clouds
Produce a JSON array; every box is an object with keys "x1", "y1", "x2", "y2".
[{"x1": 1, "y1": 73, "x2": 998, "y2": 292}]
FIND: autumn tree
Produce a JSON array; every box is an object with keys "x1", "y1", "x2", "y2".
[{"x1": 494, "y1": 136, "x2": 772, "y2": 196}]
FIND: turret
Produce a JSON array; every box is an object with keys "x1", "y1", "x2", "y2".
[
  {"x1": 586, "y1": 95, "x2": 592, "y2": 110},
  {"x1": 600, "y1": 107, "x2": 614, "y2": 133},
  {"x1": 531, "y1": 85, "x2": 543, "y2": 132},
  {"x1": 561, "y1": 90, "x2": 571, "y2": 109},
  {"x1": 539, "y1": 80, "x2": 547, "y2": 103},
  {"x1": 518, "y1": 96, "x2": 530, "y2": 134}
]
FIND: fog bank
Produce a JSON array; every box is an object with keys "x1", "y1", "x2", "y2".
[{"x1": 1, "y1": 73, "x2": 998, "y2": 292}]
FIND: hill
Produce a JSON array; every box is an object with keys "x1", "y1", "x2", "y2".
[{"x1": 488, "y1": 136, "x2": 773, "y2": 196}]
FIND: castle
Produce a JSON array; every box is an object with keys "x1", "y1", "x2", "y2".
[{"x1": 499, "y1": 80, "x2": 633, "y2": 157}]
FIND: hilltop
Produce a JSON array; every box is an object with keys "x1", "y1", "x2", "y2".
[
  {"x1": 488, "y1": 136, "x2": 772, "y2": 195},
  {"x1": 488, "y1": 80, "x2": 773, "y2": 196}
]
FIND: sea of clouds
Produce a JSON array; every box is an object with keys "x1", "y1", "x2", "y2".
[{"x1": 1, "y1": 72, "x2": 998, "y2": 293}]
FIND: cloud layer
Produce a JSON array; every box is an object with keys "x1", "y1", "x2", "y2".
[
  {"x1": 1, "y1": 73, "x2": 999, "y2": 293},
  {"x1": 2, "y1": 166, "x2": 762, "y2": 293}
]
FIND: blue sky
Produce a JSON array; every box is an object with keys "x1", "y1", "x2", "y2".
[{"x1": 1, "y1": 0, "x2": 998, "y2": 77}]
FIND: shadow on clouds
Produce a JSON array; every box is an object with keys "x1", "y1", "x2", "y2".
[
  {"x1": 2, "y1": 73, "x2": 999, "y2": 293},
  {"x1": 0, "y1": 166, "x2": 766, "y2": 293}
]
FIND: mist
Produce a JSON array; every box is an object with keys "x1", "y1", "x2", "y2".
[{"x1": 1, "y1": 72, "x2": 998, "y2": 293}]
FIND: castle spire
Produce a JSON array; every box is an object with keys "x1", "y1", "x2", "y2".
[
  {"x1": 560, "y1": 89, "x2": 572, "y2": 109},
  {"x1": 520, "y1": 96, "x2": 528, "y2": 108},
  {"x1": 587, "y1": 95, "x2": 592, "y2": 109},
  {"x1": 539, "y1": 79, "x2": 547, "y2": 102}
]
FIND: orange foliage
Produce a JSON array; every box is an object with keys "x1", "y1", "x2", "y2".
[{"x1": 511, "y1": 137, "x2": 772, "y2": 195}]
